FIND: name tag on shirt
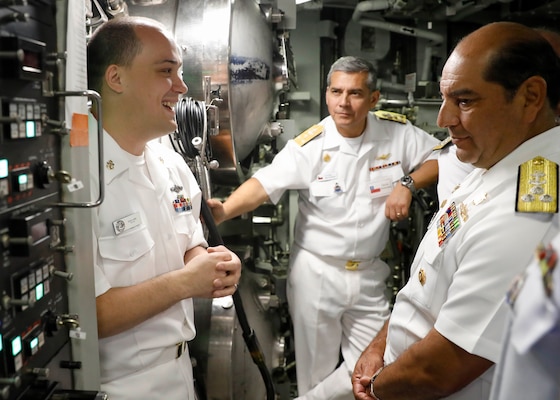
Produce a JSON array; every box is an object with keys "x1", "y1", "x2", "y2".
[
  {"x1": 369, "y1": 177, "x2": 393, "y2": 199},
  {"x1": 113, "y1": 212, "x2": 142, "y2": 235},
  {"x1": 317, "y1": 173, "x2": 336, "y2": 182}
]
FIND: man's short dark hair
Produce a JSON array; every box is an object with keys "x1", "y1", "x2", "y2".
[
  {"x1": 483, "y1": 37, "x2": 560, "y2": 109},
  {"x1": 87, "y1": 17, "x2": 146, "y2": 94}
]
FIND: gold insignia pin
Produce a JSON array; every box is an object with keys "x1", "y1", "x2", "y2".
[
  {"x1": 418, "y1": 268, "x2": 427, "y2": 285},
  {"x1": 472, "y1": 193, "x2": 488, "y2": 206},
  {"x1": 106, "y1": 160, "x2": 115, "y2": 170},
  {"x1": 323, "y1": 153, "x2": 331, "y2": 162},
  {"x1": 376, "y1": 153, "x2": 391, "y2": 160},
  {"x1": 459, "y1": 202, "x2": 469, "y2": 222}
]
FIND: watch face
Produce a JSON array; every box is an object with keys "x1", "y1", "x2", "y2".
[
  {"x1": 401, "y1": 176, "x2": 412, "y2": 185},
  {"x1": 400, "y1": 176, "x2": 415, "y2": 192}
]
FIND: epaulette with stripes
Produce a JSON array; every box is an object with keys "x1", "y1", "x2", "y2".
[
  {"x1": 373, "y1": 110, "x2": 407, "y2": 124},
  {"x1": 293, "y1": 124, "x2": 323, "y2": 147},
  {"x1": 432, "y1": 136, "x2": 453, "y2": 151},
  {"x1": 516, "y1": 156, "x2": 558, "y2": 213}
]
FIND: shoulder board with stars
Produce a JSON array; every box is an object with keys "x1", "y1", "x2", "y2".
[
  {"x1": 373, "y1": 110, "x2": 407, "y2": 124},
  {"x1": 432, "y1": 136, "x2": 453, "y2": 151},
  {"x1": 516, "y1": 156, "x2": 558, "y2": 213},
  {"x1": 293, "y1": 124, "x2": 323, "y2": 147}
]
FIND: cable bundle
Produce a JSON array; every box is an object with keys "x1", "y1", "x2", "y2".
[{"x1": 171, "y1": 96, "x2": 207, "y2": 160}]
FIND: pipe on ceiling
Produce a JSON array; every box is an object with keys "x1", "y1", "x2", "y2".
[{"x1": 352, "y1": 0, "x2": 444, "y2": 43}]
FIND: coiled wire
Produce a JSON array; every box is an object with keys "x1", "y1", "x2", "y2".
[
  {"x1": 170, "y1": 96, "x2": 213, "y2": 200},
  {"x1": 171, "y1": 96, "x2": 208, "y2": 160}
]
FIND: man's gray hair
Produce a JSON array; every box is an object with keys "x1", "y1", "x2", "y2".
[{"x1": 326, "y1": 56, "x2": 378, "y2": 92}]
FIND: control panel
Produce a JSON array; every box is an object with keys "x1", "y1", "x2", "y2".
[{"x1": 0, "y1": 1, "x2": 95, "y2": 399}]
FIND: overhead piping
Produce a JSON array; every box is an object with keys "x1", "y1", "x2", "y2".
[
  {"x1": 431, "y1": 0, "x2": 515, "y2": 22},
  {"x1": 352, "y1": 0, "x2": 444, "y2": 44},
  {"x1": 352, "y1": 0, "x2": 392, "y2": 14},
  {"x1": 354, "y1": 18, "x2": 444, "y2": 43},
  {"x1": 352, "y1": 0, "x2": 444, "y2": 93}
]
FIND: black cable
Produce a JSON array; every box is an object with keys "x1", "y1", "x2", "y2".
[
  {"x1": 173, "y1": 97, "x2": 206, "y2": 159},
  {"x1": 173, "y1": 100, "x2": 276, "y2": 400},
  {"x1": 200, "y1": 199, "x2": 276, "y2": 400}
]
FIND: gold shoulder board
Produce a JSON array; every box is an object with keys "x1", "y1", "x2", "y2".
[
  {"x1": 293, "y1": 124, "x2": 323, "y2": 147},
  {"x1": 432, "y1": 136, "x2": 453, "y2": 151},
  {"x1": 516, "y1": 156, "x2": 558, "y2": 213},
  {"x1": 374, "y1": 110, "x2": 407, "y2": 124}
]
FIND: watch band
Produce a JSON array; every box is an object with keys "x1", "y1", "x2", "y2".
[
  {"x1": 369, "y1": 366, "x2": 385, "y2": 400},
  {"x1": 400, "y1": 175, "x2": 417, "y2": 194}
]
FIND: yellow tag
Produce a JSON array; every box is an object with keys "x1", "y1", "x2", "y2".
[
  {"x1": 293, "y1": 125, "x2": 323, "y2": 147},
  {"x1": 516, "y1": 156, "x2": 558, "y2": 213},
  {"x1": 373, "y1": 110, "x2": 407, "y2": 124}
]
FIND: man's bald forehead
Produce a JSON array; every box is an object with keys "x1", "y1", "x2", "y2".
[
  {"x1": 456, "y1": 21, "x2": 544, "y2": 56},
  {"x1": 536, "y1": 28, "x2": 560, "y2": 56}
]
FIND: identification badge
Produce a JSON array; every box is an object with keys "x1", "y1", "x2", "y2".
[
  {"x1": 369, "y1": 177, "x2": 393, "y2": 199},
  {"x1": 112, "y1": 212, "x2": 142, "y2": 235},
  {"x1": 317, "y1": 173, "x2": 337, "y2": 182}
]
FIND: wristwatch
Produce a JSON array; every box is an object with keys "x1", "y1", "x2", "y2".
[{"x1": 400, "y1": 175, "x2": 417, "y2": 194}]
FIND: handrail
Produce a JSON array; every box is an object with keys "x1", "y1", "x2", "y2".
[{"x1": 49, "y1": 90, "x2": 104, "y2": 208}]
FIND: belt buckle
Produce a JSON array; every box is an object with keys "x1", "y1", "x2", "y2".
[
  {"x1": 345, "y1": 260, "x2": 360, "y2": 271},
  {"x1": 175, "y1": 341, "x2": 187, "y2": 359}
]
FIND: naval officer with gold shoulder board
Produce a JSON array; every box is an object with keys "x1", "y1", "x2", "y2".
[
  {"x1": 208, "y1": 56, "x2": 438, "y2": 400},
  {"x1": 352, "y1": 22, "x2": 560, "y2": 400}
]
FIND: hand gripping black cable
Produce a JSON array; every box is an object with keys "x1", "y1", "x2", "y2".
[{"x1": 199, "y1": 199, "x2": 276, "y2": 400}]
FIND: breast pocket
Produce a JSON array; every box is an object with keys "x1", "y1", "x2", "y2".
[
  {"x1": 368, "y1": 166, "x2": 404, "y2": 212},
  {"x1": 309, "y1": 179, "x2": 347, "y2": 218},
  {"x1": 98, "y1": 226, "x2": 155, "y2": 286},
  {"x1": 172, "y1": 212, "x2": 198, "y2": 249},
  {"x1": 409, "y1": 236, "x2": 443, "y2": 310}
]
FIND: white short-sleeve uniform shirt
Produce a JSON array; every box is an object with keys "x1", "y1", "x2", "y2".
[
  {"x1": 490, "y1": 215, "x2": 560, "y2": 400},
  {"x1": 386, "y1": 127, "x2": 560, "y2": 399},
  {"x1": 254, "y1": 112, "x2": 439, "y2": 261},
  {"x1": 437, "y1": 141, "x2": 476, "y2": 202},
  {"x1": 93, "y1": 132, "x2": 207, "y2": 397}
]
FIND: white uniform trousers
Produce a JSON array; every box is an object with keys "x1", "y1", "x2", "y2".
[
  {"x1": 288, "y1": 245, "x2": 390, "y2": 400},
  {"x1": 101, "y1": 345, "x2": 195, "y2": 400}
]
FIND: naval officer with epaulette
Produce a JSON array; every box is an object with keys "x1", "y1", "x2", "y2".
[
  {"x1": 352, "y1": 22, "x2": 560, "y2": 400},
  {"x1": 208, "y1": 56, "x2": 438, "y2": 400}
]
